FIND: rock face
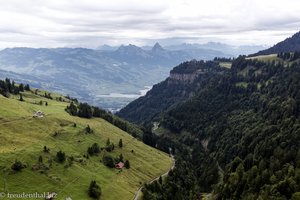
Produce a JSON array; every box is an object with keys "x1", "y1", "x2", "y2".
[{"x1": 169, "y1": 68, "x2": 208, "y2": 82}]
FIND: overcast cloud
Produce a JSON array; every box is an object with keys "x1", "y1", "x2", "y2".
[{"x1": 0, "y1": 0, "x2": 300, "y2": 48}]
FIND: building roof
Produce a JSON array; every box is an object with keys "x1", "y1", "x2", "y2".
[{"x1": 115, "y1": 162, "x2": 124, "y2": 169}]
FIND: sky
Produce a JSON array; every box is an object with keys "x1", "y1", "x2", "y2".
[{"x1": 0, "y1": 0, "x2": 300, "y2": 48}]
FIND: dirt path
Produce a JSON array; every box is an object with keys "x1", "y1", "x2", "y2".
[{"x1": 133, "y1": 154, "x2": 175, "y2": 200}]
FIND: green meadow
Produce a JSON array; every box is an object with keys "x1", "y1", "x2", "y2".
[{"x1": 0, "y1": 90, "x2": 172, "y2": 200}]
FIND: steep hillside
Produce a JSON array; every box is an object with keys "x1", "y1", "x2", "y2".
[
  {"x1": 121, "y1": 56, "x2": 300, "y2": 199},
  {"x1": 0, "y1": 81, "x2": 172, "y2": 200},
  {"x1": 117, "y1": 60, "x2": 225, "y2": 124},
  {"x1": 252, "y1": 31, "x2": 300, "y2": 56}
]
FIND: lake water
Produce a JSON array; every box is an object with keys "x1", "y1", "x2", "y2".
[{"x1": 96, "y1": 86, "x2": 152, "y2": 98}]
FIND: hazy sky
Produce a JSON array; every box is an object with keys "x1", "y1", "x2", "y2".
[{"x1": 0, "y1": 0, "x2": 300, "y2": 48}]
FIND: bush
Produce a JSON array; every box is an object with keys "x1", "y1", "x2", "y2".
[
  {"x1": 85, "y1": 125, "x2": 93, "y2": 134},
  {"x1": 88, "y1": 143, "x2": 100, "y2": 156},
  {"x1": 125, "y1": 160, "x2": 130, "y2": 169},
  {"x1": 11, "y1": 160, "x2": 25, "y2": 171},
  {"x1": 88, "y1": 180, "x2": 101, "y2": 199},
  {"x1": 19, "y1": 94, "x2": 24, "y2": 101},
  {"x1": 56, "y1": 151, "x2": 66, "y2": 163},
  {"x1": 103, "y1": 155, "x2": 115, "y2": 168},
  {"x1": 38, "y1": 156, "x2": 43, "y2": 163},
  {"x1": 43, "y1": 146, "x2": 50, "y2": 153},
  {"x1": 118, "y1": 139, "x2": 123, "y2": 148},
  {"x1": 105, "y1": 144, "x2": 114, "y2": 152}
]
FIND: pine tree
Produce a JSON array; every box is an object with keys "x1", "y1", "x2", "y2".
[
  {"x1": 19, "y1": 94, "x2": 24, "y2": 101},
  {"x1": 118, "y1": 139, "x2": 123, "y2": 148},
  {"x1": 43, "y1": 146, "x2": 50, "y2": 153},
  {"x1": 11, "y1": 160, "x2": 25, "y2": 171},
  {"x1": 119, "y1": 154, "x2": 123, "y2": 162},
  {"x1": 103, "y1": 155, "x2": 115, "y2": 168},
  {"x1": 78, "y1": 103, "x2": 93, "y2": 118},
  {"x1": 56, "y1": 151, "x2": 66, "y2": 163},
  {"x1": 106, "y1": 138, "x2": 110, "y2": 146},
  {"x1": 24, "y1": 84, "x2": 30, "y2": 91},
  {"x1": 88, "y1": 180, "x2": 101, "y2": 199},
  {"x1": 125, "y1": 160, "x2": 130, "y2": 169},
  {"x1": 88, "y1": 143, "x2": 100, "y2": 156},
  {"x1": 38, "y1": 155, "x2": 43, "y2": 163},
  {"x1": 158, "y1": 176, "x2": 162, "y2": 184},
  {"x1": 19, "y1": 83, "x2": 24, "y2": 92},
  {"x1": 85, "y1": 125, "x2": 93, "y2": 134},
  {"x1": 65, "y1": 102, "x2": 77, "y2": 116}
]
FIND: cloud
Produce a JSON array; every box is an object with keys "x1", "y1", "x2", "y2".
[{"x1": 0, "y1": 0, "x2": 299, "y2": 48}]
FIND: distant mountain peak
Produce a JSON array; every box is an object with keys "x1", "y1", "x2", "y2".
[
  {"x1": 152, "y1": 42, "x2": 164, "y2": 52},
  {"x1": 117, "y1": 44, "x2": 142, "y2": 51},
  {"x1": 116, "y1": 44, "x2": 144, "y2": 53}
]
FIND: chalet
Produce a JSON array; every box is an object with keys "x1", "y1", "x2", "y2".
[
  {"x1": 33, "y1": 110, "x2": 44, "y2": 118},
  {"x1": 115, "y1": 162, "x2": 124, "y2": 169}
]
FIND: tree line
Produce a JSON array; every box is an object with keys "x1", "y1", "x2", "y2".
[
  {"x1": 0, "y1": 78, "x2": 30, "y2": 97},
  {"x1": 65, "y1": 102, "x2": 143, "y2": 138}
]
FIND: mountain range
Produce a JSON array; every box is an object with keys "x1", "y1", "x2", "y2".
[{"x1": 0, "y1": 42, "x2": 266, "y2": 111}]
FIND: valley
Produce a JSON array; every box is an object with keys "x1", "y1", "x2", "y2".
[
  {"x1": 1, "y1": 1, "x2": 300, "y2": 200},
  {"x1": 0, "y1": 43, "x2": 264, "y2": 111}
]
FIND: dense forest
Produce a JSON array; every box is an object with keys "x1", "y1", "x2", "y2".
[
  {"x1": 117, "y1": 60, "x2": 223, "y2": 125},
  {"x1": 132, "y1": 56, "x2": 300, "y2": 199}
]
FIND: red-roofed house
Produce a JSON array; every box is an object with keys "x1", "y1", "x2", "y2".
[{"x1": 115, "y1": 162, "x2": 124, "y2": 169}]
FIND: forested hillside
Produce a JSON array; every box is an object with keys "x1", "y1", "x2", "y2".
[
  {"x1": 252, "y1": 31, "x2": 300, "y2": 56},
  {"x1": 117, "y1": 60, "x2": 224, "y2": 125},
  {"x1": 122, "y1": 55, "x2": 300, "y2": 199}
]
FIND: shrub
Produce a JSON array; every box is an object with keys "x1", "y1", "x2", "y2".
[
  {"x1": 118, "y1": 139, "x2": 123, "y2": 148},
  {"x1": 11, "y1": 160, "x2": 25, "y2": 171},
  {"x1": 88, "y1": 143, "x2": 100, "y2": 156},
  {"x1": 85, "y1": 125, "x2": 93, "y2": 134},
  {"x1": 103, "y1": 155, "x2": 115, "y2": 168},
  {"x1": 105, "y1": 144, "x2": 114, "y2": 152},
  {"x1": 125, "y1": 160, "x2": 130, "y2": 169},
  {"x1": 88, "y1": 180, "x2": 101, "y2": 199},
  {"x1": 43, "y1": 146, "x2": 50, "y2": 153},
  {"x1": 56, "y1": 151, "x2": 66, "y2": 163}
]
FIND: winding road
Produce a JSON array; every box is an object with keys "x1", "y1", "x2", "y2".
[{"x1": 133, "y1": 154, "x2": 175, "y2": 200}]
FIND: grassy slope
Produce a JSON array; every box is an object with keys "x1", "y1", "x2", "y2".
[
  {"x1": 246, "y1": 53, "x2": 300, "y2": 67},
  {"x1": 0, "y1": 91, "x2": 172, "y2": 200},
  {"x1": 219, "y1": 62, "x2": 232, "y2": 69},
  {"x1": 246, "y1": 54, "x2": 279, "y2": 62}
]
